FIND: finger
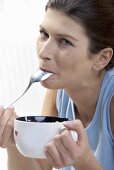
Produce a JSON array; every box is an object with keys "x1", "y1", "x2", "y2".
[
  {"x1": 45, "y1": 150, "x2": 59, "y2": 169},
  {"x1": 45, "y1": 132, "x2": 77, "y2": 168},
  {"x1": 59, "y1": 129, "x2": 78, "y2": 155},
  {"x1": 60, "y1": 124, "x2": 78, "y2": 142},
  {"x1": 0, "y1": 106, "x2": 5, "y2": 118},
  {"x1": 63, "y1": 120, "x2": 87, "y2": 143},
  {"x1": 54, "y1": 134, "x2": 74, "y2": 167},
  {"x1": 1, "y1": 111, "x2": 16, "y2": 147},
  {"x1": 0, "y1": 107, "x2": 14, "y2": 137},
  {"x1": 44, "y1": 140, "x2": 63, "y2": 168}
]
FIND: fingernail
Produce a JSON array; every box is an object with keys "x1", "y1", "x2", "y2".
[
  {"x1": 0, "y1": 106, "x2": 5, "y2": 113},
  {"x1": 63, "y1": 121, "x2": 70, "y2": 125}
]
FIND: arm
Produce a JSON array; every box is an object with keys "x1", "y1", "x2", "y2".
[
  {"x1": 7, "y1": 146, "x2": 42, "y2": 170},
  {"x1": 41, "y1": 89, "x2": 58, "y2": 116},
  {"x1": 7, "y1": 147, "x2": 53, "y2": 170}
]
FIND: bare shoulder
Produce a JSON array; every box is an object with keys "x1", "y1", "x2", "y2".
[
  {"x1": 110, "y1": 95, "x2": 114, "y2": 136},
  {"x1": 41, "y1": 89, "x2": 58, "y2": 117}
]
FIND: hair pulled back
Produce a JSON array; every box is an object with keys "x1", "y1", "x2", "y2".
[{"x1": 46, "y1": 0, "x2": 114, "y2": 70}]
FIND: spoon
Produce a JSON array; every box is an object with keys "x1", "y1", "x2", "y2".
[{"x1": 6, "y1": 70, "x2": 53, "y2": 109}]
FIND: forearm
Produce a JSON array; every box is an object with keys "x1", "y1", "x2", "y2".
[{"x1": 7, "y1": 146, "x2": 42, "y2": 170}]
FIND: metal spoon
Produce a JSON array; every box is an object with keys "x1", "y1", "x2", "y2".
[{"x1": 6, "y1": 69, "x2": 53, "y2": 109}]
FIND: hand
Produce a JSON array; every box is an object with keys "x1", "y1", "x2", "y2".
[
  {"x1": 0, "y1": 106, "x2": 16, "y2": 148},
  {"x1": 44, "y1": 119, "x2": 92, "y2": 169}
]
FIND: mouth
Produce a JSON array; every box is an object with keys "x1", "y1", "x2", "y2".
[{"x1": 39, "y1": 67, "x2": 54, "y2": 74}]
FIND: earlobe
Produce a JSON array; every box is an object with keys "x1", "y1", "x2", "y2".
[{"x1": 93, "y1": 48, "x2": 113, "y2": 70}]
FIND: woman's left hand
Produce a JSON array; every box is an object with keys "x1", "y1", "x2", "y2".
[{"x1": 44, "y1": 119, "x2": 91, "y2": 169}]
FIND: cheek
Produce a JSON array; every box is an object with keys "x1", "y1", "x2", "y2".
[
  {"x1": 57, "y1": 58, "x2": 77, "y2": 72},
  {"x1": 55, "y1": 52, "x2": 73, "y2": 69},
  {"x1": 36, "y1": 40, "x2": 39, "y2": 55},
  {"x1": 36, "y1": 39, "x2": 43, "y2": 55}
]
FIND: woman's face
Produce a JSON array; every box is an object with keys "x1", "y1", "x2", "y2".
[{"x1": 37, "y1": 9, "x2": 98, "y2": 90}]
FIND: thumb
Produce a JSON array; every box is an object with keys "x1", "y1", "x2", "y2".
[{"x1": 63, "y1": 119, "x2": 88, "y2": 143}]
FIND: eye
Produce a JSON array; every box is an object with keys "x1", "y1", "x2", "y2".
[
  {"x1": 59, "y1": 39, "x2": 73, "y2": 46},
  {"x1": 39, "y1": 29, "x2": 49, "y2": 40}
]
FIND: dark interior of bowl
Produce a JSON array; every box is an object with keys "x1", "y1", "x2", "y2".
[{"x1": 16, "y1": 116, "x2": 68, "y2": 122}]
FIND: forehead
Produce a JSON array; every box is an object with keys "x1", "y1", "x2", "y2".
[{"x1": 40, "y1": 9, "x2": 87, "y2": 40}]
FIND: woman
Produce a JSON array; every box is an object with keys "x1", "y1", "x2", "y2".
[{"x1": 0, "y1": 0, "x2": 114, "y2": 170}]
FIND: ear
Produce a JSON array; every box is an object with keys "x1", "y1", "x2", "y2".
[{"x1": 93, "y1": 48, "x2": 113, "y2": 70}]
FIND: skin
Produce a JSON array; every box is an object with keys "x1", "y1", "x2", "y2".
[
  {"x1": 0, "y1": 8, "x2": 113, "y2": 170},
  {"x1": 36, "y1": 8, "x2": 113, "y2": 169},
  {"x1": 37, "y1": 8, "x2": 113, "y2": 128}
]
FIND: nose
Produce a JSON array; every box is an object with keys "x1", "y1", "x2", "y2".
[{"x1": 38, "y1": 39, "x2": 56, "y2": 60}]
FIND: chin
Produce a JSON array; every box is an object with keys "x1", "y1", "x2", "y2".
[{"x1": 40, "y1": 81, "x2": 58, "y2": 90}]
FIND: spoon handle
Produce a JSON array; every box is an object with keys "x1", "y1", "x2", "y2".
[
  {"x1": 5, "y1": 70, "x2": 53, "y2": 109},
  {"x1": 5, "y1": 81, "x2": 32, "y2": 110}
]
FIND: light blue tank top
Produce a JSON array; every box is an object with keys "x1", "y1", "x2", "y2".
[{"x1": 56, "y1": 68, "x2": 114, "y2": 170}]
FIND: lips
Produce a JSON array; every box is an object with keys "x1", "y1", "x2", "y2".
[{"x1": 39, "y1": 67, "x2": 54, "y2": 74}]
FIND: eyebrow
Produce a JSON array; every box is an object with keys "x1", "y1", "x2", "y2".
[{"x1": 39, "y1": 25, "x2": 78, "y2": 42}]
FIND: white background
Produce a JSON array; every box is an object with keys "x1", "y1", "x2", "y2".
[{"x1": 0, "y1": 0, "x2": 48, "y2": 169}]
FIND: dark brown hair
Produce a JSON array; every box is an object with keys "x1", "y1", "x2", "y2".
[{"x1": 45, "y1": 0, "x2": 114, "y2": 70}]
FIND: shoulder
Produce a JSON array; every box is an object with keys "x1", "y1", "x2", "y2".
[
  {"x1": 103, "y1": 68, "x2": 114, "y2": 82},
  {"x1": 101, "y1": 69, "x2": 114, "y2": 137},
  {"x1": 41, "y1": 89, "x2": 58, "y2": 116}
]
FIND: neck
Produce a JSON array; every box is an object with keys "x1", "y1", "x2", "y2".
[{"x1": 65, "y1": 71, "x2": 105, "y2": 127}]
